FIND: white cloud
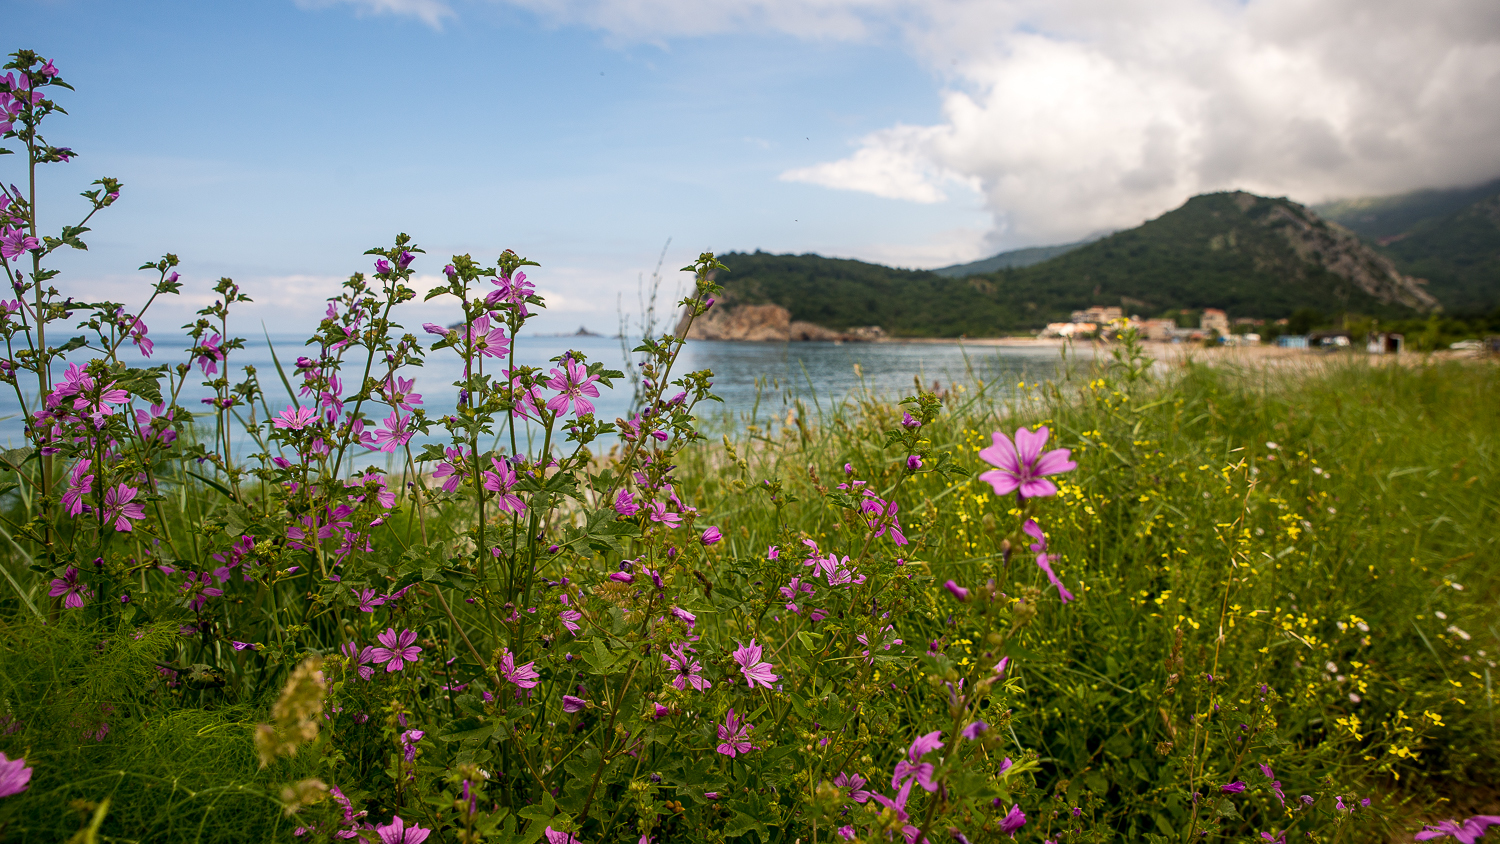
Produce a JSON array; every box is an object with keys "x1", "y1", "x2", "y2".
[
  {"x1": 488, "y1": 0, "x2": 1500, "y2": 249},
  {"x1": 295, "y1": 0, "x2": 455, "y2": 29}
]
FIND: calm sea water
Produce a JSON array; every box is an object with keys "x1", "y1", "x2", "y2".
[{"x1": 0, "y1": 333, "x2": 1070, "y2": 464}]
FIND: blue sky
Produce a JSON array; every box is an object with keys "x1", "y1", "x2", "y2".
[{"x1": 9, "y1": 0, "x2": 1499, "y2": 334}]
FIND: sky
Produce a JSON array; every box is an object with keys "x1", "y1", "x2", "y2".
[{"x1": 9, "y1": 0, "x2": 1500, "y2": 335}]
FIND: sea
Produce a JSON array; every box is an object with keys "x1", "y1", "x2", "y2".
[{"x1": 0, "y1": 333, "x2": 1075, "y2": 466}]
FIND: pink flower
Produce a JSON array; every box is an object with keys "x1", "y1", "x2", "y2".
[
  {"x1": 371, "y1": 628, "x2": 422, "y2": 672},
  {"x1": 767, "y1": 545, "x2": 779, "y2": 560},
  {"x1": 273, "y1": 405, "x2": 316, "y2": 430},
  {"x1": 48, "y1": 566, "x2": 89, "y2": 609},
  {"x1": 943, "y1": 580, "x2": 969, "y2": 602},
  {"x1": 715, "y1": 708, "x2": 754, "y2": 757},
  {"x1": 431, "y1": 446, "x2": 470, "y2": 493},
  {"x1": 0, "y1": 752, "x2": 32, "y2": 797},
  {"x1": 375, "y1": 814, "x2": 431, "y2": 844},
  {"x1": 1222, "y1": 781, "x2": 1247, "y2": 794},
  {"x1": 993, "y1": 656, "x2": 1010, "y2": 676},
  {"x1": 103, "y1": 484, "x2": 146, "y2": 532},
  {"x1": 466, "y1": 316, "x2": 509, "y2": 359},
  {"x1": 670, "y1": 606, "x2": 696, "y2": 629},
  {"x1": 543, "y1": 827, "x2": 582, "y2": 844},
  {"x1": 498, "y1": 647, "x2": 540, "y2": 689},
  {"x1": 0, "y1": 227, "x2": 40, "y2": 260},
  {"x1": 614, "y1": 489, "x2": 640, "y2": 517},
  {"x1": 732, "y1": 639, "x2": 779, "y2": 689},
  {"x1": 648, "y1": 501, "x2": 680, "y2": 529},
  {"x1": 664, "y1": 642, "x2": 711, "y2": 692},
  {"x1": 545, "y1": 359, "x2": 602, "y2": 417},
  {"x1": 999, "y1": 804, "x2": 1026, "y2": 837},
  {"x1": 833, "y1": 771, "x2": 871, "y2": 803},
  {"x1": 700, "y1": 526, "x2": 722, "y2": 545},
  {"x1": 354, "y1": 587, "x2": 385, "y2": 612},
  {"x1": 195, "y1": 334, "x2": 225, "y2": 375},
  {"x1": 341, "y1": 642, "x2": 378, "y2": 681},
  {"x1": 383, "y1": 375, "x2": 422, "y2": 410},
  {"x1": 1415, "y1": 816, "x2": 1500, "y2": 842},
  {"x1": 370, "y1": 410, "x2": 413, "y2": 453},
  {"x1": 559, "y1": 608, "x2": 582, "y2": 635},
  {"x1": 978, "y1": 426, "x2": 1076, "y2": 500},
  {"x1": 61, "y1": 459, "x2": 93, "y2": 517},
  {"x1": 1023, "y1": 519, "x2": 1075, "y2": 604},
  {"x1": 860, "y1": 497, "x2": 906, "y2": 545},
  {"x1": 961, "y1": 721, "x2": 988, "y2": 739},
  {"x1": 892, "y1": 730, "x2": 943, "y2": 792},
  {"x1": 481, "y1": 456, "x2": 526, "y2": 515},
  {"x1": 561, "y1": 695, "x2": 587, "y2": 713}
]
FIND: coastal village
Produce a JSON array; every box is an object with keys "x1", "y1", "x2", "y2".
[{"x1": 1040, "y1": 305, "x2": 1414, "y2": 353}]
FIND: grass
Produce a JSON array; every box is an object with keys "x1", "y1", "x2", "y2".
[
  {"x1": 2, "y1": 353, "x2": 1496, "y2": 841},
  {"x1": 670, "y1": 354, "x2": 1499, "y2": 839}
]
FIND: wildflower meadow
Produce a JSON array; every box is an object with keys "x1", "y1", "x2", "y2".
[{"x1": 1, "y1": 50, "x2": 1497, "y2": 844}]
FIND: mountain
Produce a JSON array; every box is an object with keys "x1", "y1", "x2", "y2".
[
  {"x1": 983, "y1": 191, "x2": 1436, "y2": 318},
  {"x1": 708, "y1": 251, "x2": 1006, "y2": 337},
  {"x1": 931, "y1": 235, "x2": 1104, "y2": 277},
  {"x1": 1314, "y1": 178, "x2": 1500, "y2": 242},
  {"x1": 1316, "y1": 178, "x2": 1500, "y2": 312},
  {"x1": 712, "y1": 191, "x2": 1435, "y2": 337}
]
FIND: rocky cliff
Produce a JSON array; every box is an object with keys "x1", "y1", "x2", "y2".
[
  {"x1": 675, "y1": 302, "x2": 885, "y2": 342},
  {"x1": 1240, "y1": 193, "x2": 1438, "y2": 311}
]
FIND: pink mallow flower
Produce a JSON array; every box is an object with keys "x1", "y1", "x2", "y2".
[
  {"x1": 498, "y1": 647, "x2": 540, "y2": 689},
  {"x1": 664, "y1": 642, "x2": 711, "y2": 692},
  {"x1": 273, "y1": 405, "x2": 317, "y2": 430},
  {"x1": 102, "y1": 484, "x2": 146, "y2": 532},
  {"x1": 375, "y1": 814, "x2": 431, "y2": 844},
  {"x1": 892, "y1": 730, "x2": 943, "y2": 792},
  {"x1": 614, "y1": 489, "x2": 640, "y2": 517},
  {"x1": 1023, "y1": 519, "x2": 1075, "y2": 604},
  {"x1": 371, "y1": 628, "x2": 422, "y2": 672},
  {"x1": 370, "y1": 410, "x2": 413, "y2": 453},
  {"x1": 978, "y1": 425, "x2": 1076, "y2": 500},
  {"x1": 732, "y1": 639, "x2": 779, "y2": 689},
  {"x1": 833, "y1": 772, "x2": 871, "y2": 803},
  {"x1": 61, "y1": 459, "x2": 94, "y2": 517},
  {"x1": 48, "y1": 566, "x2": 90, "y2": 609},
  {"x1": 0, "y1": 752, "x2": 32, "y2": 797},
  {"x1": 544, "y1": 358, "x2": 601, "y2": 417},
  {"x1": 1415, "y1": 816, "x2": 1500, "y2": 842},
  {"x1": 716, "y1": 708, "x2": 755, "y2": 757},
  {"x1": 481, "y1": 456, "x2": 526, "y2": 515},
  {"x1": 998, "y1": 804, "x2": 1027, "y2": 837}
]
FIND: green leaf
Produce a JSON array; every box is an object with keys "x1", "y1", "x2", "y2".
[
  {"x1": 0, "y1": 446, "x2": 35, "y2": 469},
  {"x1": 1215, "y1": 797, "x2": 1242, "y2": 820},
  {"x1": 723, "y1": 810, "x2": 766, "y2": 838},
  {"x1": 438, "y1": 719, "x2": 497, "y2": 746},
  {"x1": 185, "y1": 469, "x2": 235, "y2": 500}
]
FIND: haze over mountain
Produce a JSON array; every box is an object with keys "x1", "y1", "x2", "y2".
[{"x1": 1315, "y1": 178, "x2": 1500, "y2": 313}]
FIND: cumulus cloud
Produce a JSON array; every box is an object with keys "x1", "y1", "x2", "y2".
[{"x1": 487, "y1": 0, "x2": 1500, "y2": 249}]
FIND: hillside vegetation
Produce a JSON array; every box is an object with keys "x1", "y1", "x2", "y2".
[
  {"x1": 1317, "y1": 180, "x2": 1500, "y2": 313},
  {"x1": 718, "y1": 191, "x2": 1434, "y2": 335}
]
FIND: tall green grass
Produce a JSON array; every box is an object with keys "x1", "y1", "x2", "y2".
[
  {"x1": 671, "y1": 356, "x2": 1499, "y2": 839},
  {"x1": 2, "y1": 356, "x2": 1494, "y2": 841}
]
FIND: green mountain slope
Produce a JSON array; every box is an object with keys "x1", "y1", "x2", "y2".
[
  {"x1": 1315, "y1": 179, "x2": 1500, "y2": 312},
  {"x1": 714, "y1": 191, "x2": 1433, "y2": 336},
  {"x1": 1378, "y1": 193, "x2": 1500, "y2": 312},
  {"x1": 1313, "y1": 178, "x2": 1500, "y2": 242},
  {"x1": 931, "y1": 236, "x2": 1102, "y2": 277},
  {"x1": 981, "y1": 191, "x2": 1434, "y2": 321},
  {"x1": 713, "y1": 251, "x2": 1005, "y2": 337}
]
